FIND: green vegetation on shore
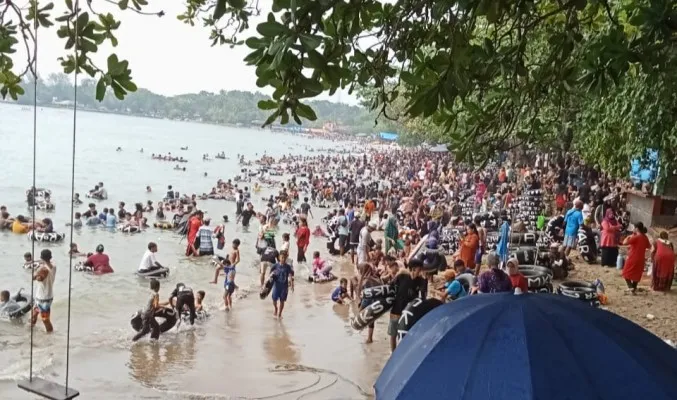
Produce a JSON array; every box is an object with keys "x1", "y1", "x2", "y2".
[{"x1": 17, "y1": 74, "x2": 381, "y2": 132}]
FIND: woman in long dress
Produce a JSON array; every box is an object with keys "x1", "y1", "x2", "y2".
[
  {"x1": 622, "y1": 222, "x2": 651, "y2": 294},
  {"x1": 600, "y1": 209, "x2": 621, "y2": 267},
  {"x1": 651, "y1": 231, "x2": 675, "y2": 292}
]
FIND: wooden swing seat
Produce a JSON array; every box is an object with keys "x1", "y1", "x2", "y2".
[{"x1": 18, "y1": 377, "x2": 80, "y2": 400}]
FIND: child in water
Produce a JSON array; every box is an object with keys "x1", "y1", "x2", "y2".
[
  {"x1": 270, "y1": 250, "x2": 294, "y2": 319},
  {"x1": 311, "y1": 251, "x2": 333, "y2": 280},
  {"x1": 331, "y1": 278, "x2": 349, "y2": 304},
  {"x1": 23, "y1": 252, "x2": 38, "y2": 270},
  {"x1": 195, "y1": 290, "x2": 206, "y2": 312},
  {"x1": 210, "y1": 257, "x2": 236, "y2": 311}
]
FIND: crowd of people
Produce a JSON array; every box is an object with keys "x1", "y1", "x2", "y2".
[{"x1": 1, "y1": 146, "x2": 676, "y2": 350}]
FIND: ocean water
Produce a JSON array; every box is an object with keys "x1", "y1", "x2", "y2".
[{"x1": 0, "y1": 103, "x2": 388, "y2": 399}]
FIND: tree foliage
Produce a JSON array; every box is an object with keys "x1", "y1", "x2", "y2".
[{"x1": 3, "y1": 0, "x2": 677, "y2": 173}]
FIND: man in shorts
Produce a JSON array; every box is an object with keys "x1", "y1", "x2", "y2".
[
  {"x1": 259, "y1": 245, "x2": 279, "y2": 287},
  {"x1": 348, "y1": 214, "x2": 364, "y2": 264},
  {"x1": 32, "y1": 249, "x2": 56, "y2": 333}
]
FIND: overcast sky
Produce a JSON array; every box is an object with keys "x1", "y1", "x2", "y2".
[{"x1": 18, "y1": 0, "x2": 356, "y2": 103}]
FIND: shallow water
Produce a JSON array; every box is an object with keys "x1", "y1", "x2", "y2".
[{"x1": 0, "y1": 103, "x2": 388, "y2": 399}]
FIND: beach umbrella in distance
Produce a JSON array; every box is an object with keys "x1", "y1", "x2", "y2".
[{"x1": 374, "y1": 293, "x2": 677, "y2": 400}]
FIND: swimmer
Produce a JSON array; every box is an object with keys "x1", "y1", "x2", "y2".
[
  {"x1": 146, "y1": 185, "x2": 152, "y2": 192},
  {"x1": 195, "y1": 290, "x2": 205, "y2": 312},
  {"x1": 132, "y1": 278, "x2": 161, "y2": 342},
  {"x1": 23, "y1": 252, "x2": 36, "y2": 269},
  {"x1": 69, "y1": 243, "x2": 86, "y2": 257},
  {"x1": 270, "y1": 251, "x2": 294, "y2": 319}
]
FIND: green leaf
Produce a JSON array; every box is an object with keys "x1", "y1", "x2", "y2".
[
  {"x1": 262, "y1": 109, "x2": 281, "y2": 126},
  {"x1": 306, "y1": 50, "x2": 326, "y2": 68},
  {"x1": 256, "y1": 21, "x2": 287, "y2": 37},
  {"x1": 95, "y1": 77, "x2": 106, "y2": 101},
  {"x1": 213, "y1": 0, "x2": 227, "y2": 20},
  {"x1": 400, "y1": 71, "x2": 427, "y2": 86},
  {"x1": 299, "y1": 34, "x2": 321, "y2": 51},
  {"x1": 111, "y1": 80, "x2": 126, "y2": 99},
  {"x1": 118, "y1": 0, "x2": 128, "y2": 10},
  {"x1": 245, "y1": 37, "x2": 268, "y2": 49},
  {"x1": 296, "y1": 102, "x2": 317, "y2": 121},
  {"x1": 258, "y1": 99, "x2": 278, "y2": 110},
  {"x1": 107, "y1": 54, "x2": 119, "y2": 74}
]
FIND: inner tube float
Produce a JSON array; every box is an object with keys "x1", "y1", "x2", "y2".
[
  {"x1": 153, "y1": 222, "x2": 176, "y2": 230},
  {"x1": 27, "y1": 188, "x2": 51, "y2": 198},
  {"x1": 136, "y1": 268, "x2": 170, "y2": 278},
  {"x1": 396, "y1": 298, "x2": 443, "y2": 340},
  {"x1": 23, "y1": 261, "x2": 41, "y2": 270},
  {"x1": 518, "y1": 265, "x2": 553, "y2": 290},
  {"x1": 577, "y1": 227, "x2": 598, "y2": 264},
  {"x1": 510, "y1": 247, "x2": 538, "y2": 266},
  {"x1": 556, "y1": 280, "x2": 598, "y2": 302},
  {"x1": 350, "y1": 297, "x2": 395, "y2": 331},
  {"x1": 361, "y1": 284, "x2": 397, "y2": 300},
  {"x1": 85, "y1": 193, "x2": 106, "y2": 200},
  {"x1": 307, "y1": 273, "x2": 337, "y2": 283},
  {"x1": 4, "y1": 290, "x2": 33, "y2": 319},
  {"x1": 509, "y1": 231, "x2": 539, "y2": 245},
  {"x1": 32, "y1": 202, "x2": 55, "y2": 210},
  {"x1": 28, "y1": 231, "x2": 65, "y2": 242},
  {"x1": 118, "y1": 225, "x2": 141, "y2": 234},
  {"x1": 181, "y1": 309, "x2": 209, "y2": 323},
  {"x1": 130, "y1": 307, "x2": 177, "y2": 333},
  {"x1": 260, "y1": 276, "x2": 274, "y2": 299}
]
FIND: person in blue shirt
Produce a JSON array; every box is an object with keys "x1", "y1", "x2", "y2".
[
  {"x1": 440, "y1": 270, "x2": 467, "y2": 301},
  {"x1": 563, "y1": 200, "x2": 585, "y2": 257},
  {"x1": 270, "y1": 250, "x2": 294, "y2": 319},
  {"x1": 331, "y1": 278, "x2": 349, "y2": 304},
  {"x1": 106, "y1": 208, "x2": 117, "y2": 228},
  {"x1": 496, "y1": 212, "x2": 511, "y2": 265}
]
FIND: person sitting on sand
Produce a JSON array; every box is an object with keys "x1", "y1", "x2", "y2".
[
  {"x1": 311, "y1": 251, "x2": 333, "y2": 279},
  {"x1": 331, "y1": 278, "x2": 350, "y2": 304}
]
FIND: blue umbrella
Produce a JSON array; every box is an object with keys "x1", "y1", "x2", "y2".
[{"x1": 375, "y1": 293, "x2": 677, "y2": 400}]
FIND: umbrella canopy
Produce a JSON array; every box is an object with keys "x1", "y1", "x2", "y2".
[{"x1": 375, "y1": 293, "x2": 677, "y2": 400}]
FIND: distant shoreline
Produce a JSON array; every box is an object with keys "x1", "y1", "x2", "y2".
[
  {"x1": 1, "y1": 101, "x2": 361, "y2": 141},
  {"x1": 4, "y1": 100, "x2": 259, "y2": 130}
]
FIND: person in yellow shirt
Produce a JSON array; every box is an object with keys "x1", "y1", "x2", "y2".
[{"x1": 12, "y1": 216, "x2": 31, "y2": 234}]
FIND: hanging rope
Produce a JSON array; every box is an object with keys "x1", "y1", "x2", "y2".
[
  {"x1": 27, "y1": 0, "x2": 39, "y2": 384},
  {"x1": 64, "y1": 0, "x2": 81, "y2": 392}
]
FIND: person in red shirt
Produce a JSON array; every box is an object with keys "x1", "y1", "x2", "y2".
[
  {"x1": 506, "y1": 258, "x2": 528, "y2": 293},
  {"x1": 84, "y1": 244, "x2": 114, "y2": 274},
  {"x1": 186, "y1": 211, "x2": 203, "y2": 257},
  {"x1": 295, "y1": 218, "x2": 310, "y2": 263}
]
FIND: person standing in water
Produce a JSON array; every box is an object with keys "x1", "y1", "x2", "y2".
[
  {"x1": 32, "y1": 249, "x2": 56, "y2": 333},
  {"x1": 270, "y1": 250, "x2": 294, "y2": 319},
  {"x1": 133, "y1": 278, "x2": 161, "y2": 341}
]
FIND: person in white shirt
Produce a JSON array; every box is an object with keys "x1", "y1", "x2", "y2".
[
  {"x1": 138, "y1": 242, "x2": 165, "y2": 272},
  {"x1": 32, "y1": 249, "x2": 56, "y2": 332}
]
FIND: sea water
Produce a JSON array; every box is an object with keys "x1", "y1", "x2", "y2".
[{"x1": 0, "y1": 103, "x2": 385, "y2": 399}]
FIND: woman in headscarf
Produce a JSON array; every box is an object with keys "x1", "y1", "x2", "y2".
[
  {"x1": 651, "y1": 231, "x2": 675, "y2": 292},
  {"x1": 622, "y1": 222, "x2": 651, "y2": 294},
  {"x1": 600, "y1": 208, "x2": 621, "y2": 267}
]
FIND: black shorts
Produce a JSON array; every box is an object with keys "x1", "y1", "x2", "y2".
[
  {"x1": 349, "y1": 242, "x2": 359, "y2": 251},
  {"x1": 338, "y1": 235, "x2": 349, "y2": 249},
  {"x1": 200, "y1": 249, "x2": 214, "y2": 256}
]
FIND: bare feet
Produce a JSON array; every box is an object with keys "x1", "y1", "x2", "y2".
[{"x1": 365, "y1": 338, "x2": 373, "y2": 344}]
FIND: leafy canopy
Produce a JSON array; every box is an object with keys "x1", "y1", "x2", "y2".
[{"x1": 3, "y1": 0, "x2": 677, "y2": 172}]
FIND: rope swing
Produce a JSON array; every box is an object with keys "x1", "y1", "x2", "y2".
[{"x1": 17, "y1": 0, "x2": 81, "y2": 398}]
